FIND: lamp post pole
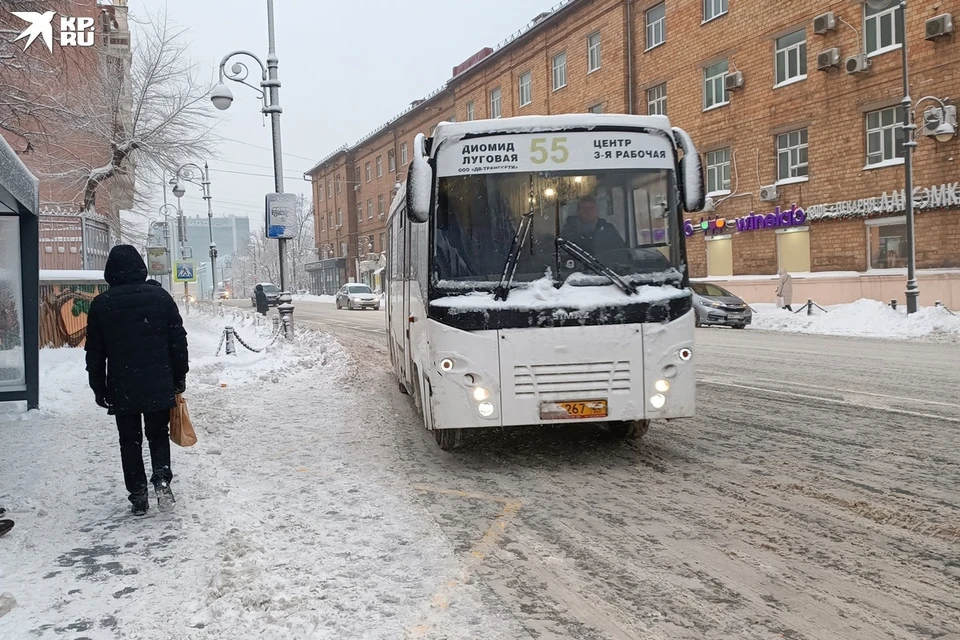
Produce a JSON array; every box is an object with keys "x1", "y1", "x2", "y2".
[
  {"x1": 172, "y1": 163, "x2": 217, "y2": 300},
  {"x1": 158, "y1": 203, "x2": 177, "y2": 293},
  {"x1": 896, "y1": 0, "x2": 919, "y2": 314}
]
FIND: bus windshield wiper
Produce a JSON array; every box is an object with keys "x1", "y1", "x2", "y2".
[
  {"x1": 556, "y1": 237, "x2": 638, "y2": 296},
  {"x1": 494, "y1": 210, "x2": 534, "y2": 301}
]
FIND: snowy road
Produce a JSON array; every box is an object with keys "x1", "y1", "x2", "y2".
[{"x1": 2, "y1": 302, "x2": 958, "y2": 639}]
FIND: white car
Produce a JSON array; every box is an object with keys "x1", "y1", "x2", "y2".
[{"x1": 336, "y1": 284, "x2": 380, "y2": 310}]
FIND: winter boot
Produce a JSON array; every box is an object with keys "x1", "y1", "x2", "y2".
[
  {"x1": 153, "y1": 480, "x2": 175, "y2": 510},
  {"x1": 131, "y1": 493, "x2": 149, "y2": 517},
  {"x1": 0, "y1": 520, "x2": 13, "y2": 537}
]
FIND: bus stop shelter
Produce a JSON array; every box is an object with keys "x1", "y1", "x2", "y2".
[{"x1": 0, "y1": 136, "x2": 40, "y2": 410}]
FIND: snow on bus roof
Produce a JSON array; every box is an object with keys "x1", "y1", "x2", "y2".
[{"x1": 432, "y1": 114, "x2": 674, "y2": 143}]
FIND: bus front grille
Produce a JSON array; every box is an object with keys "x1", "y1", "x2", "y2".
[{"x1": 513, "y1": 361, "x2": 631, "y2": 397}]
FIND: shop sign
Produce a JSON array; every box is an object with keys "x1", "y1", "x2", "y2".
[
  {"x1": 684, "y1": 204, "x2": 806, "y2": 237},
  {"x1": 806, "y1": 182, "x2": 960, "y2": 220}
]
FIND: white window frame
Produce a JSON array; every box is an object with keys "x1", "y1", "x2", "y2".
[
  {"x1": 518, "y1": 71, "x2": 532, "y2": 107},
  {"x1": 490, "y1": 88, "x2": 502, "y2": 119},
  {"x1": 864, "y1": 2, "x2": 903, "y2": 57},
  {"x1": 587, "y1": 32, "x2": 601, "y2": 73},
  {"x1": 388, "y1": 150, "x2": 396, "y2": 173},
  {"x1": 703, "y1": 60, "x2": 728, "y2": 111},
  {"x1": 703, "y1": 0, "x2": 727, "y2": 23},
  {"x1": 320, "y1": 215, "x2": 325, "y2": 231},
  {"x1": 378, "y1": 194, "x2": 385, "y2": 217},
  {"x1": 705, "y1": 148, "x2": 731, "y2": 196},
  {"x1": 647, "y1": 83, "x2": 667, "y2": 116},
  {"x1": 552, "y1": 52, "x2": 567, "y2": 90},
  {"x1": 357, "y1": 202, "x2": 363, "y2": 223},
  {"x1": 646, "y1": 3, "x2": 666, "y2": 51},
  {"x1": 326, "y1": 181, "x2": 332, "y2": 198},
  {"x1": 336, "y1": 174, "x2": 341, "y2": 194},
  {"x1": 367, "y1": 199, "x2": 373, "y2": 219},
  {"x1": 376, "y1": 156, "x2": 383, "y2": 177},
  {"x1": 400, "y1": 142, "x2": 408, "y2": 166},
  {"x1": 865, "y1": 106, "x2": 905, "y2": 169},
  {"x1": 336, "y1": 208, "x2": 342, "y2": 227},
  {"x1": 365, "y1": 162, "x2": 371, "y2": 182},
  {"x1": 774, "y1": 29, "x2": 807, "y2": 88},
  {"x1": 466, "y1": 101, "x2": 476, "y2": 121},
  {"x1": 776, "y1": 128, "x2": 809, "y2": 185}
]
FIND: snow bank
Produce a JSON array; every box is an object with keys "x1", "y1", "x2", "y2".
[
  {"x1": 432, "y1": 276, "x2": 686, "y2": 311},
  {"x1": 750, "y1": 299, "x2": 960, "y2": 341},
  {"x1": 293, "y1": 293, "x2": 337, "y2": 304}
]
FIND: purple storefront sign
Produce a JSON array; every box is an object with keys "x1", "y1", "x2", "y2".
[{"x1": 684, "y1": 204, "x2": 807, "y2": 237}]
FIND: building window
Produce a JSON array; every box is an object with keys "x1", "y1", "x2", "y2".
[
  {"x1": 376, "y1": 156, "x2": 383, "y2": 177},
  {"x1": 327, "y1": 213, "x2": 332, "y2": 230},
  {"x1": 646, "y1": 3, "x2": 665, "y2": 50},
  {"x1": 519, "y1": 71, "x2": 532, "y2": 107},
  {"x1": 336, "y1": 208, "x2": 342, "y2": 227},
  {"x1": 340, "y1": 242, "x2": 347, "y2": 258},
  {"x1": 775, "y1": 30, "x2": 807, "y2": 86},
  {"x1": 326, "y1": 181, "x2": 332, "y2": 198},
  {"x1": 703, "y1": 59, "x2": 728, "y2": 110},
  {"x1": 388, "y1": 150, "x2": 396, "y2": 173},
  {"x1": 867, "y1": 217, "x2": 907, "y2": 269},
  {"x1": 587, "y1": 32, "x2": 601, "y2": 72},
  {"x1": 401, "y1": 142, "x2": 408, "y2": 166},
  {"x1": 706, "y1": 235, "x2": 733, "y2": 277},
  {"x1": 490, "y1": 88, "x2": 502, "y2": 119},
  {"x1": 378, "y1": 194, "x2": 385, "y2": 216},
  {"x1": 866, "y1": 106, "x2": 904, "y2": 167},
  {"x1": 865, "y1": 2, "x2": 903, "y2": 56},
  {"x1": 367, "y1": 198, "x2": 373, "y2": 219},
  {"x1": 776, "y1": 128, "x2": 808, "y2": 183},
  {"x1": 379, "y1": 232, "x2": 386, "y2": 253},
  {"x1": 552, "y1": 52, "x2": 567, "y2": 90},
  {"x1": 357, "y1": 203, "x2": 363, "y2": 223},
  {"x1": 588, "y1": 104, "x2": 603, "y2": 114},
  {"x1": 466, "y1": 101, "x2": 476, "y2": 121},
  {"x1": 336, "y1": 174, "x2": 341, "y2": 193},
  {"x1": 703, "y1": 0, "x2": 727, "y2": 23},
  {"x1": 320, "y1": 215, "x2": 325, "y2": 231},
  {"x1": 365, "y1": 162, "x2": 371, "y2": 182},
  {"x1": 317, "y1": 182, "x2": 323, "y2": 201},
  {"x1": 777, "y1": 227, "x2": 811, "y2": 272},
  {"x1": 705, "y1": 148, "x2": 731, "y2": 195},
  {"x1": 647, "y1": 83, "x2": 667, "y2": 115}
]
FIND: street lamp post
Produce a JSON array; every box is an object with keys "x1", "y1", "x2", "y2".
[
  {"x1": 172, "y1": 162, "x2": 217, "y2": 300},
  {"x1": 210, "y1": 0, "x2": 288, "y2": 292},
  {"x1": 158, "y1": 203, "x2": 177, "y2": 292}
]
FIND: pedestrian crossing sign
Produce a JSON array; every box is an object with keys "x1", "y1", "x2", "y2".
[{"x1": 173, "y1": 261, "x2": 197, "y2": 283}]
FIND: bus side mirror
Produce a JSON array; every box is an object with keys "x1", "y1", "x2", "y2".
[
  {"x1": 672, "y1": 127, "x2": 705, "y2": 213},
  {"x1": 406, "y1": 132, "x2": 432, "y2": 224}
]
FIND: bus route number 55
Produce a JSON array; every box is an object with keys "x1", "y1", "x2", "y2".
[{"x1": 530, "y1": 137, "x2": 569, "y2": 165}]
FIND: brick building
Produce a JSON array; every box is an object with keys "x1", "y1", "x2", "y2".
[{"x1": 306, "y1": 0, "x2": 960, "y2": 305}]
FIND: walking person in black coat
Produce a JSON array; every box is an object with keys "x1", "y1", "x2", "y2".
[
  {"x1": 254, "y1": 283, "x2": 269, "y2": 316},
  {"x1": 85, "y1": 245, "x2": 189, "y2": 516}
]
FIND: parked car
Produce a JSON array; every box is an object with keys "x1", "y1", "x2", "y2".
[
  {"x1": 216, "y1": 288, "x2": 230, "y2": 300},
  {"x1": 690, "y1": 282, "x2": 752, "y2": 329},
  {"x1": 336, "y1": 283, "x2": 380, "y2": 310},
  {"x1": 250, "y1": 282, "x2": 281, "y2": 307}
]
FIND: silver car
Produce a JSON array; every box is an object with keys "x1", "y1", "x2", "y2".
[
  {"x1": 691, "y1": 282, "x2": 752, "y2": 329},
  {"x1": 336, "y1": 283, "x2": 380, "y2": 310}
]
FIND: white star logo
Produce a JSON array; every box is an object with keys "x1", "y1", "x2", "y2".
[{"x1": 11, "y1": 11, "x2": 56, "y2": 53}]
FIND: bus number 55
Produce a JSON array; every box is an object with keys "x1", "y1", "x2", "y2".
[{"x1": 530, "y1": 137, "x2": 569, "y2": 164}]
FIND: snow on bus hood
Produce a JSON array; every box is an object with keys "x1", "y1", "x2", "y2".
[{"x1": 430, "y1": 276, "x2": 688, "y2": 311}]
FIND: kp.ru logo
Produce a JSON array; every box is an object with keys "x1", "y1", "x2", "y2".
[{"x1": 11, "y1": 11, "x2": 95, "y2": 53}]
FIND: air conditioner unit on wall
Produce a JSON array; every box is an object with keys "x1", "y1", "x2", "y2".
[
  {"x1": 817, "y1": 48, "x2": 840, "y2": 70},
  {"x1": 760, "y1": 185, "x2": 779, "y2": 202},
  {"x1": 845, "y1": 54, "x2": 871, "y2": 74},
  {"x1": 926, "y1": 14, "x2": 954, "y2": 40},
  {"x1": 724, "y1": 71, "x2": 744, "y2": 91},
  {"x1": 813, "y1": 12, "x2": 837, "y2": 35}
]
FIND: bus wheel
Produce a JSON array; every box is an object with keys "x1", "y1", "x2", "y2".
[
  {"x1": 609, "y1": 420, "x2": 650, "y2": 439},
  {"x1": 435, "y1": 428, "x2": 463, "y2": 451}
]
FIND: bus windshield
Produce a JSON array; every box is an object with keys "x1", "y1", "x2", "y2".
[{"x1": 434, "y1": 169, "x2": 681, "y2": 292}]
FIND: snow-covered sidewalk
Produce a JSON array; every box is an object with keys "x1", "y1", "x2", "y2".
[
  {"x1": 748, "y1": 298, "x2": 960, "y2": 341},
  {"x1": 0, "y1": 312, "x2": 519, "y2": 639}
]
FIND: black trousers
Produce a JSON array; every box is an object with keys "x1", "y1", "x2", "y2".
[{"x1": 115, "y1": 410, "x2": 173, "y2": 502}]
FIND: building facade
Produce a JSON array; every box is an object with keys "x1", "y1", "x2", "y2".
[{"x1": 306, "y1": 0, "x2": 960, "y2": 305}]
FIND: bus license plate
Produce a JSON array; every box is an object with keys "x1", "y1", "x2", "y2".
[{"x1": 540, "y1": 400, "x2": 608, "y2": 420}]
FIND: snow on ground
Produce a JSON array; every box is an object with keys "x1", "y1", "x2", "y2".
[
  {"x1": 293, "y1": 294, "x2": 337, "y2": 304},
  {"x1": 749, "y1": 298, "x2": 960, "y2": 341},
  {"x1": 0, "y1": 308, "x2": 522, "y2": 639}
]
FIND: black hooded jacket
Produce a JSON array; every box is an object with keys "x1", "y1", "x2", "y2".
[{"x1": 85, "y1": 245, "x2": 189, "y2": 415}]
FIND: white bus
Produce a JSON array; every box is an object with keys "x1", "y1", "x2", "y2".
[{"x1": 386, "y1": 114, "x2": 705, "y2": 449}]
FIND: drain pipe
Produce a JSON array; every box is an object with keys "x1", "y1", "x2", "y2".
[{"x1": 625, "y1": 0, "x2": 634, "y2": 114}]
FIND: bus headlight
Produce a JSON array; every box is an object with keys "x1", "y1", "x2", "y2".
[
  {"x1": 478, "y1": 401, "x2": 494, "y2": 417},
  {"x1": 473, "y1": 387, "x2": 490, "y2": 401},
  {"x1": 655, "y1": 379, "x2": 670, "y2": 393},
  {"x1": 650, "y1": 394, "x2": 666, "y2": 409}
]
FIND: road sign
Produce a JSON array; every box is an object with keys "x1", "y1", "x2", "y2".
[
  {"x1": 265, "y1": 192, "x2": 298, "y2": 239},
  {"x1": 147, "y1": 247, "x2": 170, "y2": 276},
  {"x1": 173, "y1": 260, "x2": 197, "y2": 283}
]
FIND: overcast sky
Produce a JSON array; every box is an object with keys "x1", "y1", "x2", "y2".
[{"x1": 136, "y1": 0, "x2": 559, "y2": 233}]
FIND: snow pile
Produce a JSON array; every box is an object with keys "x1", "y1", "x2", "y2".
[
  {"x1": 293, "y1": 293, "x2": 337, "y2": 304},
  {"x1": 750, "y1": 298, "x2": 960, "y2": 341},
  {"x1": 432, "y1": 276, "x2": 686, "y2": 311}
]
